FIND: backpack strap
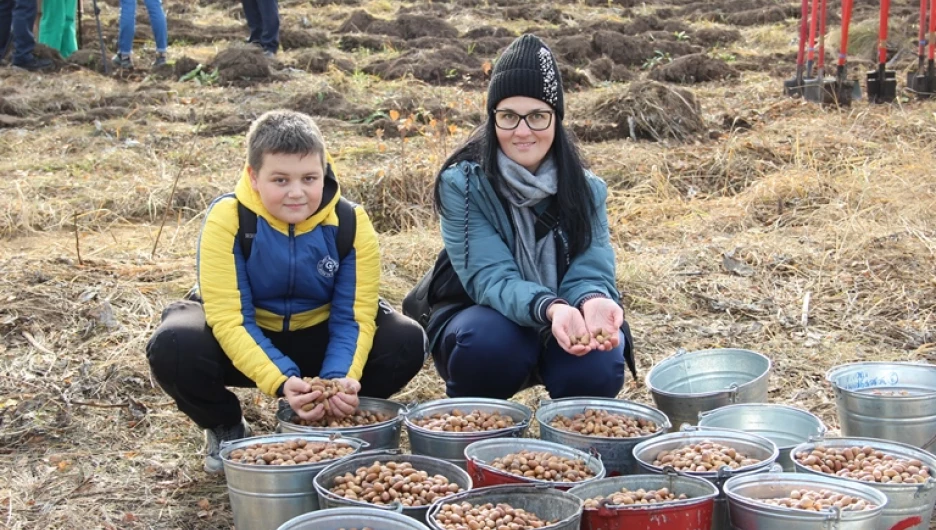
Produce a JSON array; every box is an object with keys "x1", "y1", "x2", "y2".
[
  {"x1": 534, "y1": 199, "x2": 561, "y2": 241},
  {"x1": 237, "y1": 201, "x2": 258, "y2": 259},
  {"x1": 335, "y1": 197, "x2": 357, "y2": 260}
]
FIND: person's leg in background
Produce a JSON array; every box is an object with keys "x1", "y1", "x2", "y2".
[
  {"x1": 140, "y1": 0, "x2": 165, "y2": 65},
  {"x1": 239, "y1": 0, "x2": 261, "y2": 45},
  {"x1": 357, "y1": 299, "x2": 427, "y2": 399},
  {"x1": 0, "y1": 0, "x2": 15, "y2": 61},
  {"x1": 12, "y1": 0, "x2": 52, "y2": 68},
  {"x1": 539, "y1": 330, "x2": 626, "y2": 399},
  {"x1": 58, "y1": 0, "x2": 75, "y2": 57},
  {"x1": 255, "y1": 0, "x2": 276, "y2": 56},
  {"x1": 433, "y1": 305, "x2": 540, "y2": 399},
  {"x1": 113, "y1": 0, "x2": 135, "y2": 67},
  {"x1": 37, "y1": 0, "x2": 65, "y2": 55}
]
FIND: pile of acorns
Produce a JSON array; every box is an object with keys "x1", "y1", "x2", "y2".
[
  {"x1": 549, "y1": 408, "x2": 658, "y2": 438},
  {"x1": 653, "y1": 440, "x2": 762, "y2": 472},
  {"x1": 410, "y1": 409, "x2": 516, "y2": 432},
  {"x1": 488, "y1": 450, "x2": 594, "y2": 483},
  {"x1": 226, "y1": 439, "x2": 354, "y2": 466},
  {"x1": 583, "y1": 486, "x2": 688, "y2": 508}
]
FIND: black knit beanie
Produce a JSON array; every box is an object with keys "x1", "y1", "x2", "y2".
[{"x1": 487, "y1": 34, "x2": 564, "y2": 120}]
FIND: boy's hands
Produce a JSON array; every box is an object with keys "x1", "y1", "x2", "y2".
[
  {"x1": 581, "y1": 297, "x2": 623, "y2": 351},
  {"x1": 283, "y1": 376, "x2": 326, "y2": 422},
  {"x1": 548, "y1": 303, "x2": 591, "y2": 356},
  {"x1": 326, "y1": 378, "x2": 361, "y2": 418}
]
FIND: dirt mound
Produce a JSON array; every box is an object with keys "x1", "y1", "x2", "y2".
[
  {"x1": 280, "y1": 29, "x2": 330, "y2": 50},
  {"x1": 292, "y1": 50, "x2": 355, "y2": 73},
  {"x1": 470, "y1": 37, "x2": 514, "y2": 56},
  {"x1": 503, "y1": 5, "x2": 565, "y2": 24},
  {"x1": 589, "y1": 56, "x2": 635, "y2": 83},
  {"x1": 726, "y1": 7, "x2": 796, "y2": 26},
  {"x1": 67, "y1": 49, "x2": 113, "y2": 74},
  {"x1": 32, "y1": 44, "x2": 70, "y2": 70},
  {"x1": 553, "y1": 35, "x2": 596, "y2": 65},
  {"x1": 463, "y1": 26, "x2": 516, "y2": 39},
  {"x1": 649, "y1": 53, "x2": 738, "y2": 84},
  {"x1": 590, "y1": 80, "x2": 707, "y2": 142},
  {"x1": 559, "y1": 64, "x2": 592, "y2": 90},
  {"x1": 593, "y1": 31, "x2": 652, "y2": 67},
  {"x1": 364, "y1": 46, "x2": 483, "y2": 85},
  {"x1": 210, "y1": 46, "x2": 271, "y2": 85},
  {"x1": 173, "y1": 56, "x2": 201, "y2": 78},
  {"x1": 407, "y1": 36, "x2": 461, "y2": 50},
  {"x1": 337, "y1": 10, "x2": 376, "y2": 33},
  {"x1": 286, "y1": 88, "x2": 368, "y2": 121},
  {"x1": 338, "y1": 34, "x2": 403, "y2": 52},
  {"x1": 197, "y1": 115, "x2": 252, "y2": 137},
  {"x1": 692, "y1": 27, "x2": 741, "y2": 47}
]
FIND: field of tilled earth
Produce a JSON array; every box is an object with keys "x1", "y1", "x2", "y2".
[{"x1": 2, "y1": 0, "x2": 936, "y2": 527}]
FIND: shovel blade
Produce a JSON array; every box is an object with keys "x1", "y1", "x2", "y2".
[
  {"x1": 784, "y1": 78, "x2": 804, "y2": 97},
  {"x1": 866, "y1": 70, "x2": 897, "y2": 103},
  {"x1": 907, "y1": 73, "x2": 935, "y2": 98}
]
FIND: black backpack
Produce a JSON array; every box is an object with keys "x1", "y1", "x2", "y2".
[{"x1": 237, "y1": 197, "x2": 357, "y2": 260}]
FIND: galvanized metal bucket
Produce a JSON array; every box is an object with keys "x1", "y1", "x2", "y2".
[
  {"x1": 646, "y1": 348, "x2": 771, "y2": 429},
  {"x1": 724, "y1": 472, "x2": 887, "y2": 530},
  {"x1": 632, "y1": 428, "x2": 780, "y2": 530},
  {"x1": 535, "y1": 397, "x2": 672, "y2": 476},
  {"x1": 404, "y1": 397, "x2": 532, "y2": 469},
  {"x1": 791, "y1": 437, "x2": 936, "y2": 530},
  {"x1": 276, "y1": 506, "x2": 430, "y2": 530},
  {"x1": 277, "y1": 396, "x2": 406, "y2": 450},
  {"x1": 425, "y1": 484, "x2": 584, "y2": 530},
  {"x1": 219, "y1": 433, "x2": 369, "y2": 530},
  {"x1": 464, "y1": 438, "x2": 606, "y2": 490},
  {"x1": 826, "y1": 362, "x2": 936, "y2": 449},
  {"x1": 312, "y1": 450, "x2": 473, "y2": 524},
  {"x1": 568, "y1": 472, "x2": 720, "y2": 530},
  {"x1": 697, "y1": 404, "x2": 826, "y2": 471}
]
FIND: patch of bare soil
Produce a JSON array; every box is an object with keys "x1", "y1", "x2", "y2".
[
  {"x1": 292, "y1": 49, "x2": 355, "y2": 73},
  {"x1": 503, "y1": 5, "x2": 567, "y2": 24},
  {"x1": 592, "y1": 31, "x2": 652, "y2": 67},
  {"x1": 589, "y1": 56, "x2": 636, "y2": 83},
  {"x1": 649, "y1": 53, "x2": 739, "y2": 84},
  {"x1": 32, "y1": 44, "x2": 71, "y2": 71},
  {"x1": 337, "y1": 10, "x2": 458, "y2": 40},
  {"x1": 279, "y1": 29, "x2": 330, "y2": 50},
  {"x1": 726, "y1": 7, "x2": 797, "y2": 27},
  {"x1": 210, "y1": 46, "x2": 272, "y2": 86},
  {"x1": 173, "y1": 56, "x2": 201, "y2": 78},
  {"x1": 553, "y1": 35, "x2": 597, "y2": 66},
  {"x1": 691, "y1": 27, "x2": 742, "y2": 47},
  {"x1": 364, "y1": 46, "x2": 483, "y2": 86},
  {"x1": 470, "y1": 37, "x2": 514, "y2": 56},
  {"x1": 463, "y1": 26, "x2": 516, "y2": 39}
]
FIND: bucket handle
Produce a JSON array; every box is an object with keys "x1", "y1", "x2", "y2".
[
  {"x1": 915, "y1": 478, "x2": 936, "y2": 497},
  {"x1": 727, "y1": 382, "x2": 740, "y2": 404},
  {"x1": 921, "y1": 431, "x2": 936, "y2": 451}
]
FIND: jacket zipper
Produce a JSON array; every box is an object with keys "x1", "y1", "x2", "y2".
[{"x1": 283, "y1": 224, "x2": 296, "y2": 331}]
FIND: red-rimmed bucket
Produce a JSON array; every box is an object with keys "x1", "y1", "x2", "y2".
[
  {"x1": 464, "y1": 438, "x2": 605, "y2": 490},
  {"x1": 568, "y1": 472, "x2": 720, "y2": 530}
]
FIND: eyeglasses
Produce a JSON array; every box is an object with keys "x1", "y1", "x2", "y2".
[{"x1": 492, "y1": 109, "x2": 554, "y2": 131}]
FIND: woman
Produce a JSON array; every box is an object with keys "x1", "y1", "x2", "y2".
[
  {"x1": 38, "y1": 0, "x2": 77, "y2": 59},
  {"x1": 428, "y1": 34, "x2": 634, "y2": 400}
]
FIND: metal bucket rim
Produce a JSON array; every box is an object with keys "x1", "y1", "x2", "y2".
[
  {"x1": 724, "y1": 472, "x2": 888, "y2": 520},
  {"x1": 277, "y1": 396, "x2": 407, "y2": 431},
  {"x1": 825, "y1": 362, "x2": 936, "y2": 396},
  {"x1": 790, "y1": 436, "x2": 936, "y2": 490},
  {"x1": 219, "y1": 433, "x2": 368, "y2": 472},
  {"x1": 534, "y1": 397, "x2": 673, "y2": 437},
  {"x1": 425, "y1": 484, "x2": 583, "y2": 528},
  {"x1": 404, "y1": 397, "x2": 532, "y2": 437},
  {"x1": 312, "y1": 451, "x2": 473, "y2": 512},
  {"x1": 276, "y1": 506, "x2": 428, "y2": 530},
  {"x1": 697, "y1": 404, "x2": 827, "y2": 447},
  {"x1": 632, "y1": 429, "x2": 780, "y2": 476},
  {"x1": 465, "y1": 438, "x2": 606, "y2": 487},
  {"x1": 646, "y1": 348, "x2": 772, "y2": 398},
  {"x1": 569, "y1": 473, "x2": 720, "y2": 511}
]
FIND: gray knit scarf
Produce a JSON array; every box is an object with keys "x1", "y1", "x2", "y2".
[{"x1": 496, "y1": 150, "x2": 559, "y2": 292}]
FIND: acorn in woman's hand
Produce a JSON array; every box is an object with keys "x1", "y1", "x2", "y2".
[
  {"x1": 573, "y1": 334, "x2": 591, "y2": 346},
  {"x1": 594, "y1": 330, "x2": 609, "y2": 343},
  {"x1": 301, "y1": 377, "x2": 343, "y2": 412}
]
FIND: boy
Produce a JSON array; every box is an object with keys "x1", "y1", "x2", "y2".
[{"x1": 146, "y1": 110, "x2": 426, "y2": 473}]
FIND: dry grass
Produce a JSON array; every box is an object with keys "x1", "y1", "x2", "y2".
[{"x1": 3, "y1": 0, "x2": 936, "y2": 528}]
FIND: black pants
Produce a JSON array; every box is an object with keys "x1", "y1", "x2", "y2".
[{"x1": 145, "y1": 299, "x2": 427, "y2": 429}]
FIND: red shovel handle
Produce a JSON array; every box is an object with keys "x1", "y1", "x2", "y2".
[
  {"x1": 878, "y1": 0, "x2": 891, "y2": 65},
  {"x1": 808, "y1": 0, "x2": 820, "y2": 62},
  {"x1": 839, "y1": 0, "x2": 854, "y2": 66},
  {"x1": 929, "y1": 0, "x2": 936, "y2": 60},
  {"x1": 796, "y1": 0, "x2": 809, "y2": 66},
  {"x1": 918, "y1": 0, "x2": 927, "y2": 57}
]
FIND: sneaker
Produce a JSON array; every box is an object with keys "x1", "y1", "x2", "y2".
[
  {"x1": 263, "y1": 50, "x2": 275, "y2": 59},
  {"x1": 12, "y1": 56, "x2": 53, "y2": 72},
  {"x1": 153, "y1": 53, "x2": 167, "y2": 68},
  {"x1": 112, "y1": 53, "x2": 133, "y2": 69},
  {"x1": 204, "y1": 417, "x2": 252, "y2": 474}
]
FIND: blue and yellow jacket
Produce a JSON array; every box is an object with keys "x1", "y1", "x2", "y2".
[{"x1": 196, "y1": 166, "x2": 380, "y2": 396}]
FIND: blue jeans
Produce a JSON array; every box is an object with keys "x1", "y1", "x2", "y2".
[
  {"x1": 117, "y1": 0, "x2": 167, "y2": 55},
  {"x1": 0, "y1": 0, "x2": 38, "y2": 65},
  {"x1": 433, "y1": 305, "x2": 626, "y2": 399},
  {"x1": 241, "y1": 0, "x2": 278, "y2": 53}
]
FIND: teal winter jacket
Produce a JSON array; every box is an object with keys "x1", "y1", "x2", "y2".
[{"x1": 434, "y1": 160, "x2": 620, "y2": 340}]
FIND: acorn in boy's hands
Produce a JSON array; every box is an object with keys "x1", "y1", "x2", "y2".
[
  {"x1": 572, "y1": 334, "x2": 592, "y2": 346},
  {"x1": 301, "y1": 377, "x2": 344, "y2": 412}
]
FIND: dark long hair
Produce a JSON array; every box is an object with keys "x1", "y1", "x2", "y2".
[{"x1": 432, "y1": 116, "x2": 596, "y2": 257}]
